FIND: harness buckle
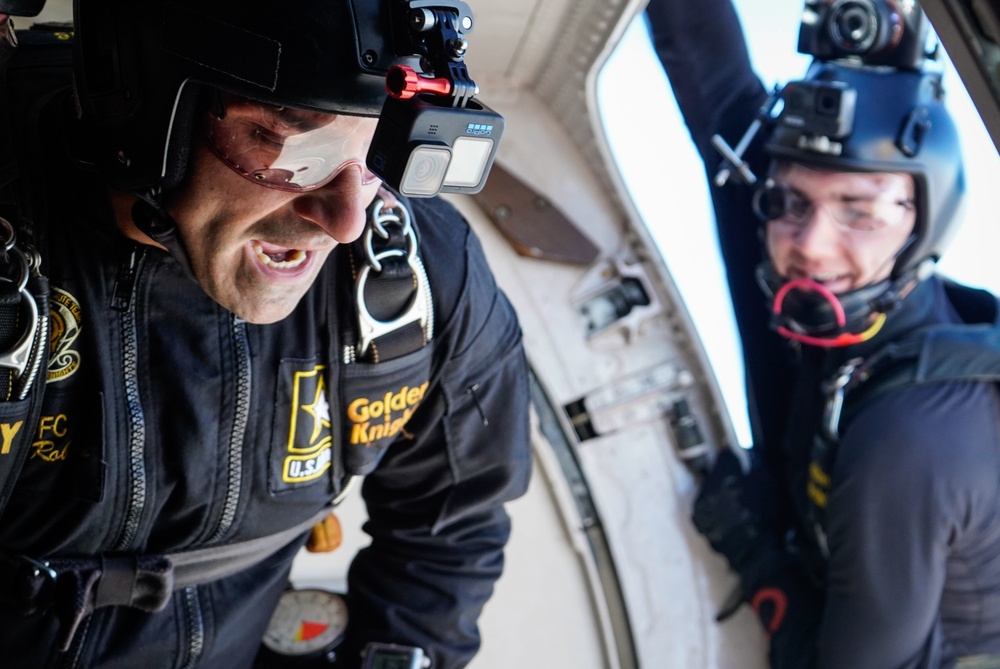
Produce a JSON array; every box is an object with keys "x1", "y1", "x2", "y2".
[
  {"x1": 820, "y1": 358, "x2": 863, "y2": 440},
  {"x1": 356, "y1": 250, "x2": 429, "y2": 357},
  {"x1": 355, "y1": 197, "x2": 432, "y2": 358},
  {"x1": 0, "y1": 219, "x2": 39, "y2": 381}
]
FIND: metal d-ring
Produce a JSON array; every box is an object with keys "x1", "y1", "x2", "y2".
[{"x1": 363, "y1": 198, "x2": 417, "y2": 273}]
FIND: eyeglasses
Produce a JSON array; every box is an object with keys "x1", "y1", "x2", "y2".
[
  {"x1": 202, "y1": 92, "x2": 380, "y2": 192},
  {"x1": 753, "y1": 182, "x2": 915, "y2": 233}
]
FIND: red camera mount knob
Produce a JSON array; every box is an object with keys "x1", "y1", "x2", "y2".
[{"x1": 386, "y1": 65, "x2": 453, "y2": 99}]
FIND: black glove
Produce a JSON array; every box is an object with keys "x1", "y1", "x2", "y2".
[
  {"x1": 692, "y1": 448, "x2": 786, "y2": 591},
  {"x1": 694, "y1": 449, "x2": 824, "y2": 661}
]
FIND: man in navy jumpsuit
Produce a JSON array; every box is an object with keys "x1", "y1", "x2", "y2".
[
  {"x1": 646, "y1": 1, "x2": 1000, "y2": 667},
  {"x1": 0, "y1": 1, "x2": 532, "y2": 667}
]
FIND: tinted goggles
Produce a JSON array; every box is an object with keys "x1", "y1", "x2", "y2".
[{"x1": 203, "y1": 93, "x2": 379, "y2": 192}]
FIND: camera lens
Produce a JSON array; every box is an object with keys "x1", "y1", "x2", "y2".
[
  {"x1": 815, "y1": 89, "x2": 842, "y2": 117},
  {"x1": 827, "y1": 0, "x2": 883, "y2": 54},
  {"x1": 400, "y1": 146, "x2": 451, "y2": 196}
]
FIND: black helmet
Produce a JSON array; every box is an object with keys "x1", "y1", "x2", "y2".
[
  {"x1": 757, "y1": 60, "x2": 965, "y2": 346},
  {"x1": 72, "y1": 0, "x2": 399, "y2": 193},
  {"x1": 765, "y1": 60, "x2": 966, "y2": 278}
]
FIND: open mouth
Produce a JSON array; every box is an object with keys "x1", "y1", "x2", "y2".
[
  {"x1": 812, "y1": 272, "x2": 849, "y2": 285},
  {"x1": 253, "y1": 241, "x2": 308, "y2": 270}
]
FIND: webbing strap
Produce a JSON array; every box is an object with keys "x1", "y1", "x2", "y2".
[
  {"x1": 346, "y1": 195, "x2": 432, "y2": 364},
  {"x1": 168, "y1": 506, "x2": 331, "y2": 588},
  {"x1": 810, "y1": 292, "x2": 1000, "y2": 555},
  {"x1": 40, "y1": 506, "x2": 333, "y2": 650},
  {"x1": 841, "y1": 321, "x2": 1000, "y2": 427}
]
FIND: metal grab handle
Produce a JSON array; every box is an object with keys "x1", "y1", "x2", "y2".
[
  {"x1": 0, "y1": 244, "x2": 38, "y2": 379},
  {"x1": 355, "y1": 250, "x2": 430, "y2": 357}
]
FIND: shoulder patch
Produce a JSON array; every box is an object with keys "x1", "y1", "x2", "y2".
[{"x1": 47, "y1": 287, "x2": 82, "y2": 384}]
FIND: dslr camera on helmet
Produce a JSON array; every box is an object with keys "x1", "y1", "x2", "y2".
[{"x1": 797, "y1": 0, "x2": 931, "y2": 70}]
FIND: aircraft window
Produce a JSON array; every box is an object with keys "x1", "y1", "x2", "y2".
[{"x1": 597, "y1": 0, "x2": 1000, "y2": 448}]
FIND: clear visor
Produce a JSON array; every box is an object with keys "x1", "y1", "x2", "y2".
[
  {"x1": 754, "y1": 182, "x2": 915, "y2": 233},
  {"x1": 203, "y1": 92, "x2": 379, "y2": 192}
]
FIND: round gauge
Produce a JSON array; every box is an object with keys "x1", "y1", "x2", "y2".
[{"x1": 261, "y1": 588, "x2": 349, "y2": 660}]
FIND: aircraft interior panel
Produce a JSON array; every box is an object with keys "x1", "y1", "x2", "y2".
[{"x1": 440, "y1": 55, "x2": 770, "y2": 663}]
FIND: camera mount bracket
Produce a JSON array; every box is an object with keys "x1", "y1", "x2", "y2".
[{"x1": 388, "y1": 0, "x2": 479, "y2": 108}]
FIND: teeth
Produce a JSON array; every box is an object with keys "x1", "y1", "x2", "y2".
[{"x1": 254, "y1": 242, "x2": 307, "y2": 269}]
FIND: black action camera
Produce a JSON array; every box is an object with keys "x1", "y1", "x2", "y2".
[
  {"x1": 797, "y1": 0, "x2": 930, "y2": 70},
  {"x1": 360, "y1": 642, "x2": 427, "y2": 669},
  {"x1": 369, "y1": 93, "x2": 504, "y2": 198},
  {"x1": 778, "y1": 79, "x2": 857, "y2": 141},
  {"x1": 365, "y1": 0, "x2": 504, "y2": 198}
]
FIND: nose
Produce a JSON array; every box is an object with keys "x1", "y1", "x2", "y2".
[
  {"x1": 292, "y1": 163, "x2": 375, "y2": 243},
  {"x1": 791, "y1": 204, "x2": 841, "y2": 257}
]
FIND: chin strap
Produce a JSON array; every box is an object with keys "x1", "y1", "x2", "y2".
[
  {"x1": 766, "y1": 257, "x2": 936, "y2": 349},
  {"x1": 772, "y1": 277, "x2": 888, "y2": 348}
]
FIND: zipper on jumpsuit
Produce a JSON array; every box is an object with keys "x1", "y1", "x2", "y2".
[
  {"x1": 56, "y1": 243, "x2": 152, "y2": 667},
  {"x1": 175, "y1": 315, "x2": 250, "y2": 667},
  {"x1": 112, "y1": 245, "x2": 148, "y2": 552},
  {"x1": 64, "y1": 246, "x2": 256, "y2": 667},
  {"x1": 205, "y1": 315, "x2": 251, "y2": 545}
]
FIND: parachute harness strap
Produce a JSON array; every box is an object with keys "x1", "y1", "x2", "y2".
[{"x1": 353, "y1": 197, "x2": 433, "y2": 362}]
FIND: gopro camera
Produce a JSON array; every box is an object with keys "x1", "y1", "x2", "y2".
[
  {"x1": 366, "y1": 0, "x2": 504, "y2": 198},
  {"x1": 778, "y1": 79, "x2": 857, "y2": 140},
  {"x1": 368, "y1": 93, "x2": 504, "y2": 198},
  {"x1": 797, "y1": 0, "x2": 930, "y2": 70}
]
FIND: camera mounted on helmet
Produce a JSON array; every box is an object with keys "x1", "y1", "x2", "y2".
[
  {"x1": 368, "y1": 0, "x2": 505, "y2": 198},
  {"x1": 797, "y1": 0, "x2": 932, "y2": 71},
  {"x1": 66, "y1": 0, "x2": 502, "y2": 199},
  {"x1": 713, "y1": 0, "x2": 938, "y2": 189},
  {"x1": 776, "y1": 1, "x2": 936, "y2": 163}
]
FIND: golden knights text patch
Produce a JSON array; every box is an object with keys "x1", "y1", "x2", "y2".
[
  {"x1": 345, "y1": 382, "x2": 428, "y2": 446},
  {"x1": 339, "y1": 346, "x2": 433, "y2": 475}
]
